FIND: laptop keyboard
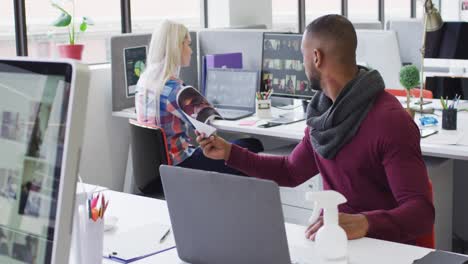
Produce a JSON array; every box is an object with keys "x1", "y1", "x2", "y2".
[
  {"x1": 122, "y1": 107, "x2": 136, "y2": 113},
  {"x1": 216, "y1": 109, "x2": 252, "y2": 119}
]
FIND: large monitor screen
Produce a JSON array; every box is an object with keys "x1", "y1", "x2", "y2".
[
  {"x1": 261, "y1": 33, "x2": 315, "y2": 99},
  {"x1": 0, "y1": 61, "x2": 73, "y2": 263}
]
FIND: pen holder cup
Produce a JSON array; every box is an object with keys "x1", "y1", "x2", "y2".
[
  {"x1": 83, "y1": 218, "x2": 104, "y2": 264},
  {"x1": 256, "y1": 99, "x2": 272, "y2": 119},
  {"x1": 442, "y1": 109, "x2": 457, "y2": 130},
  {"x1": 71, "y1": 192, "x2": 104, "y2": 264}
]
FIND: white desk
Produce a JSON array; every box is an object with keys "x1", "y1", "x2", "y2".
[{"x1": 79, "y1": 185, "x2": 434, "y2": 264}]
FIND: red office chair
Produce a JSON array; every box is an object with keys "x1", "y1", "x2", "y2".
[
  {"x1": 386, "y1": 88, "x2": 434, "y2": 99},
  {"x1": 414, "y1": 180, "x2": 435, "y2": 248}
]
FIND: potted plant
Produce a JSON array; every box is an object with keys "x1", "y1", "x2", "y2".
[
  {"x1": 399, "y1": 65, "x2": 420, "y2": 118},
  {"x1": 51, "y1": 0, "x2": 93, "y2": 60}
]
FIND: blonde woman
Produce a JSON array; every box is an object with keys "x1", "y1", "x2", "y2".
[{"x1": 135, "y1": 20, "x2": 263, "y2": 174}]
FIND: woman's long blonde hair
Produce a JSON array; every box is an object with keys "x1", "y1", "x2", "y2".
[{"x1": 136, "y1": 20, "x2": 189, "y2": 122}]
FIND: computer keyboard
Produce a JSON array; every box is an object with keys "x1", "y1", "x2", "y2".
[
  {"x1": 216, "y1": 109, "x2": 253, "y2": 120},
  {"x1": 122, "y1": 107, "x2": 136, "y2": 113}
]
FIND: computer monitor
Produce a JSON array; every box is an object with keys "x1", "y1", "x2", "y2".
[
  {"x1": 0, "y1": 58, "x2": 89, "y2": 263},
  {"x1": 261, "y1": 33, "x2": 315, "y2": 100}
]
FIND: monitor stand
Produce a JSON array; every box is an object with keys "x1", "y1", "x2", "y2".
[{"x1": 269, "y1": 99, "x2": 310, "y2": 125}]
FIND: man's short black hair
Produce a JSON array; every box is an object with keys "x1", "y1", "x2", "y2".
[{"x1": 305, "y1": 14, "x2": 357, "y2": 65}]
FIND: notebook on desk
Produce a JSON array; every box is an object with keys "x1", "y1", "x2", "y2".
[
  {"x1": 204, "y1": 68, "x2": 258, "y2": 120},
  {"x1": 103, "y1": 222, "x2": 175, "y2": 263}
]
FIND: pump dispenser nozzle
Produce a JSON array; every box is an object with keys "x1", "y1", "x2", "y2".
[{"x1": 306, "y1": 191, "x2": 348, "y2": 264}]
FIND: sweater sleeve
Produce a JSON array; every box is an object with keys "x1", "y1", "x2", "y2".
[
  {"x1": 226, "y1": 129, "x2": 320, "y2": 187},
  {"x1": 362, "y1": 115, "x2": 435, "y2": 242}
]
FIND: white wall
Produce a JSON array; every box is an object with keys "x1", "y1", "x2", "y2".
[
  {"x1": 207, "y1": 0, "x2": 231, "y2": 28},
  {"x1": 79, "y1": 64, "x2": 130, "y2": 191},
  {"x1": 229, "y1": 0, "x2": 272, "y2": 28},
  {"x1": 441, "y1": 0, "x2": 461, "y2": 21},
  {"x1": 208, "y1": 0, "x2": 272, "y2": 28}
]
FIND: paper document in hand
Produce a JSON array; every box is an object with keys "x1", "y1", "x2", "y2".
[
  {"x1": 185, "y1": 114, "x2": 217, "y2": 137},
  {"x1": 176, "y1": 85, "x2": 220, "y2": 136},
  {"x1": 103, "y1": 222, "x2": 175, "y2": 262}
]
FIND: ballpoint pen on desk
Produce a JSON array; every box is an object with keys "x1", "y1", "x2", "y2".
[{"x1": 159, "y1": 228, "x2": 171, "y2": 244}]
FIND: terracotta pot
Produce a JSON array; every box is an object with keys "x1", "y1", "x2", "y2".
[
  {"x1": 405, "y1": 108, "x2": 415, "y2": 119},
  {"x1": 57, "y1": 44, "x2": 84, "y2": 60}
]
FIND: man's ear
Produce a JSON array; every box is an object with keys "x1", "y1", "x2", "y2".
[{"x1": 313, "y1": 49, "x2": 322, "y2": 67}]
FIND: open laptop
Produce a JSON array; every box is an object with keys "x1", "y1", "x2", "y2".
[
  {"x1": 160, "y1": 165, "x2": 297, "y2": 264},
  {"x1": 0, "y1": 58, "x2": 89, "y2": 263},
  {"x1": 204, "y1": 68, "x2": 258, "y2": 120}
]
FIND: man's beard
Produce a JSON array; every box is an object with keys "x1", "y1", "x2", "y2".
[
  {"x1": 309, "y1": 78, "x2": 321, "y2": 91},
  {"x1": 308, "y1": 67, "x2": 322, "y2": 91}
]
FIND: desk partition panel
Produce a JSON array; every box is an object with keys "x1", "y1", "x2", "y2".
[{"x1": 111, "y1": 32, "x2": 198, "y2": 112}]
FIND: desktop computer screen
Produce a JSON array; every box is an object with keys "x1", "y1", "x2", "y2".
[
  {"x1": 261, "y1": 33, "x2": 315, "y2": 100},
  {"x1": 0, "y1": 59, "x2": 89, "y2": 263}
]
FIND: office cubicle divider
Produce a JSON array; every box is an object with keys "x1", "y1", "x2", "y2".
[
  {"x1": 353, "y1": 21, "x2": 383, "y2": 30},
  {"x1": 387, "y1": 19, "x2": 424, "y2": 69},
  {"x1": 355, "y1": 29, "x2": 403, "y2": 89},
  {"x1": 110, "y1": 32, "x2": 198, "y2": 112},
  {"x1": 197, "y1": 29, "x2": 266, "y2": 88},
  {"x1": 111, "y1": 33, "x2": 151, "y2": 112}
]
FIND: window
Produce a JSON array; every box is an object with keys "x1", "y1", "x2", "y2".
[
  {"x1": 272, "y1": 0, "x2": 299, "y2": 32},
  {"x1": 348, "y1": 0, "x2": 379, "y2": 22},
  {"x1": 385, "y1": 0, "x2": 411, "y2": 20},
  {"x1": 0, "y1": 0, "x2": 16, "y2": 57},
  {"x1": 305, "y1": 0, "x2": 341, "y2": 24},
  {"x1": 25, "y1": 0, "x2": 121, "y2": 64},
  {"x1": 131, "y1": 0, "x2": 202, "y2": 33}
]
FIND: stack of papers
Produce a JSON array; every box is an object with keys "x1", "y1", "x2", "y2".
[{"x1": 103, "y1": 223, "x2": 175, "y2": 263}]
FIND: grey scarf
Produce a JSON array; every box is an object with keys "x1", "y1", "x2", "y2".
[{"x1": 306, "y1": 68, "x2": 385, "y2": 159}]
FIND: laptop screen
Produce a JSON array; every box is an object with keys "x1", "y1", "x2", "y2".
[
  {"x1": 205, "y1": 69, "x2": 258, "y2": 111},
  {"x1": 0, "y1": 61, "x2": 73, "y2": 263}
]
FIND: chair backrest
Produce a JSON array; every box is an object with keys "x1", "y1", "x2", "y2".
[
  {"x1": 414, "y1": 180, "x2": 435, "y2": 249},
  {"x1": 386, "y1": 88, "x2": 407, "y2": 97},
  {"x1": 386, "y1": 88, "x2": 434, "y2": 99},
  {"x1": 129, "y1": 119, "x2": 171, "y2": 196},
  {"x1": 411, "y1": 88, "x2": 433, "y2": 99}
]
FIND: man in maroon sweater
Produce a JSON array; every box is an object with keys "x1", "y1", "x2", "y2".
[{"x1": 197, "y1": 15, "x2": 434, "y2": 245}]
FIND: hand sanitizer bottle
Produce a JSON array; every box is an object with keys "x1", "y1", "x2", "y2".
[{"x1": 306, "y1": 190, "x2": 348, "y2": 264}]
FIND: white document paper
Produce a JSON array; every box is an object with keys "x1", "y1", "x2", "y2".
[
  {"x1": 103, "y1": 222, "x2": 175, "y2": 261},
  {"x1": 184, "y1": 113, "x2": 217, "y2": 137}
]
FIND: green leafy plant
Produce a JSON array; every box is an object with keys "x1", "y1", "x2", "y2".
[
  {"x1": 51, "y1": 1, "x2": 93, "y2": 45},
  {"x1": 399, "y1": 65, "x2": 420, "y2": 109}
]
